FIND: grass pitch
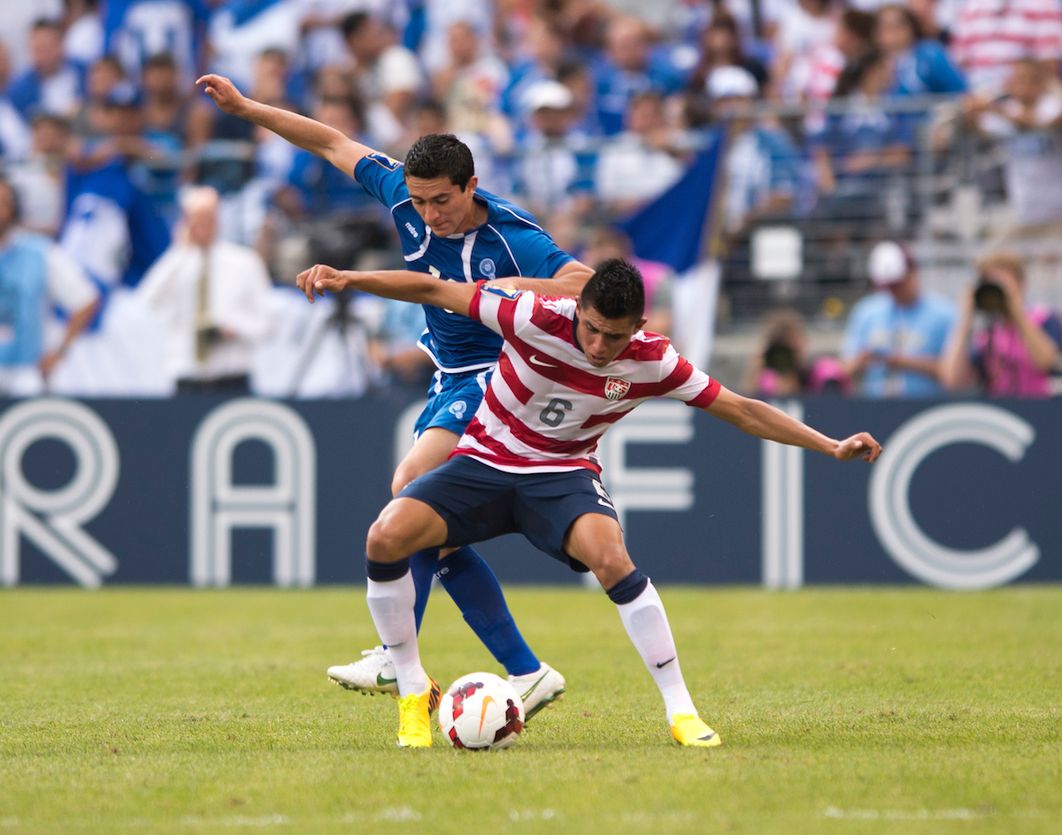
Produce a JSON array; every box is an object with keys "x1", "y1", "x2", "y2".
[{"x1": 1, "y1": 587, "x2": 1060, "y2": 834}]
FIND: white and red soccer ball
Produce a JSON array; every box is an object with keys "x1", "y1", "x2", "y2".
[{"x1": 438, "y1": 672, "x2": 525, "y2": 750}]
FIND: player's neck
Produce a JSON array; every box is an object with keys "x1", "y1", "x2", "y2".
[{"x1": 456, "y1": 199, "x2": 488, "y2": 233}]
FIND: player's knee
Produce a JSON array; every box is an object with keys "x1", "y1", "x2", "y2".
[
  {"x1": 588, "y1": 543, "x2": 635, "y2": 589},
  {"x1": 366, "y1": 516, "x2": 408, "y2": 562}
]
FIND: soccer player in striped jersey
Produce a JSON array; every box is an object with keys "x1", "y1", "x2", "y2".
[
  {"x1": 198, "y1": 74, "x2": 594, "y2": 718},
  {"x1": 296, "y1": 258, "x2": 882, "y2": 748}
]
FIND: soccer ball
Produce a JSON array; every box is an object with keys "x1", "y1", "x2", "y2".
[{"x1": 438, "y1": 672, "x2": 525, "y2": 750}]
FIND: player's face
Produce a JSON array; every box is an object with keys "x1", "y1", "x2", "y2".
[
  {"x1": 575, "y1": 303, "x2": 646, "y2": 368},
  {"x1": 406, "y1": 175, "x2": 479, "y2": 237}
]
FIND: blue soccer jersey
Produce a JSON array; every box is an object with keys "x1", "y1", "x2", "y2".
[{"x1": 354, "y1": 153, "x2": 574, "y2": 373}]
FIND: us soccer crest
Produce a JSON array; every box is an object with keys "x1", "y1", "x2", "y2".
[{"x1": 604, "y1": 377, "x2": 631, "y2": 401}]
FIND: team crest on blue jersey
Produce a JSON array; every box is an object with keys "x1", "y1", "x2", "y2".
[
  {"x1": 479, "y1": 258, "x2": 497, "y2": 279},
  {"x1": 448, "y1": 400, "x2": 467, "y2": 419},
  {"x1": 604, "y1": 377, "x2": 631, "y2": 400},
  {"x1": 482, "y1": 283, "x2": 520, "y2": 300}
]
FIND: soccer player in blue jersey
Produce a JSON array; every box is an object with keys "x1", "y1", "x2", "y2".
[{"x1": 198, "y1": 73, "x2": 592, "y2": 717}]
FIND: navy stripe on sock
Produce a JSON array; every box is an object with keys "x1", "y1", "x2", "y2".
[
  {"x1": 365, "y1": 557, "x2": 410, "y2": 582},
  {"x1": 606, "y1": 568, "x2": 649, "y2": 604}
]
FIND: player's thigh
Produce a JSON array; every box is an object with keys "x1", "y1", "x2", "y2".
[
  {"x1": 367, "y1": 497, "x2": 449, "y2": 562},
  {"x1": 392, "y1": 427, "x2": 461, "y2": 496},
  {"x1": 563, "y1": 513, "x2": 635, "y2": 590}
]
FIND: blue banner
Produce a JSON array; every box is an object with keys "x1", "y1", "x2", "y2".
[{"x1": 1, "y1": 396, "x2": 1058, "y2": 589}]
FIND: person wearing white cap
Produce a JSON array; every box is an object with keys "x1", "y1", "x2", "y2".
[{"x1": 841, "y1": 240, "x2": 956, "y2": 397}]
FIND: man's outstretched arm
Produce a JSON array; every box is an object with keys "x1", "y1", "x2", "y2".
[
  {"x1": 706, "y1": 386, "x2": 881, "y2": 462},
  {"x1": 197, "y1": 74, "x2": 376, "y2": 175},
  {"x1": 296, "y1": 265, "x2": 478, "y2": 316}
]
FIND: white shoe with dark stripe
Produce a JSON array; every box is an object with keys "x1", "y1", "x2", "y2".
[{"x1": 508, "y1": 663, "x2": 565, "y2": 721}]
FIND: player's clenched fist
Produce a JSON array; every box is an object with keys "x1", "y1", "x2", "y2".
[
  {"x1": 196, "y1": 74, "x2": 247, "y2": 116},
  {"x1": 295, "y1": 264, "x2": 347, "y2": 302},
  {"x1": 833, "y1": 432, "x2": 882, "y2": 463}
]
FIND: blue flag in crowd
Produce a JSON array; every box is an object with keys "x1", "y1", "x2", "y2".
[{"x1": 617, "y1": 127, "x2": 724, "y2": 273}]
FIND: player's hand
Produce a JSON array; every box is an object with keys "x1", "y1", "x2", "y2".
[
  {"x1": 38, "y1": 350, "x2": 63, "y2": 380},
  {"x1": 295, "y1": 264, "x2": 348, "y2": 303},
  {"x1": 833, "y1": 432, "x2": 881, "y2": 463},
  {"x1": 196, "y1": 74, "x2": 247, "y2": 116}
]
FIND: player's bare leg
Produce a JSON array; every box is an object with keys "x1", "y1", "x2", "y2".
[
  {"x1": 363, "y1": 497, "x2": 448, "y2": 747},
  {"x1": 564, "y1": 513, "x2": 721, "y2": 748}
]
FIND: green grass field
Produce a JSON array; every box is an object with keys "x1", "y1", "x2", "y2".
[{"x1": 1, "y1": 587, "x2": 1060, "y2": 834}]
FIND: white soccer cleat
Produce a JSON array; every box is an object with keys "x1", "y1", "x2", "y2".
[
  {"x1": 508, "y1": 662, "x2": 565, "y2": 721},
  {"x1": 326, "y1": 646, "x2": 398, "y2": 696}
]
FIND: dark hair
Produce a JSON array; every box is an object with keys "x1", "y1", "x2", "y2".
[
  {"x1": 840, "y1": 8, "x2": 876, "y2": 44},
  {"x1": 877, "y1": 3, "x2": 923, "y2": 42},
  {"x1": 143, "y1": 52, "x2": 177, "y2": 71},
  {"x1": 404, "y1": 134, "x2": 475, "y2": 189},
  {"x1": 580, "y1": 258, "x2": 645, "y2": 321},
  {"x1": 341, "y1": 11, "x2": 371, "y2": 39},
  {"x1": 833, "y1": 49, "x2": 887, "y2": 98},
  {"x1": 31, "y1": 18, "x2": 63, "y2": 33}
]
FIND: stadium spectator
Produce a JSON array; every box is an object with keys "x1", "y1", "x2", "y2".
[
  {"x1": 940, "y1": 251, "x2": 1061, "y2": 397},
  {"x1": 842, "y1": 240, "x2": 956, "y2": 397},
  {"x1": 367, "y1": 297, "x2": 434, "y2": 387},
  {"x1": 0, "y1": 2, "x2": 62, "y2": 80},
  {"x1": 964, "y1": 58, "x2": 1062, "y2": 237},
  {"x1": 770, "y1": 0, "x2": 840, "y2": 102},
  {"x1": 805, "y1": 8, "x2": 876, "y2": 103},
  {"x1": 594, "y1": 15, "x2": 687, "y2": 135},
  {"x1": 63, "y1": 0, "x2": 104, "y2": 69},
  {"x1": 6, "y1": 19, "x2": 82, "y2": 120},
  {"x1": 810, "y1": 50, "x2": 918, "y2": 236},
  {"x1": 594, "y1": 91, "x2": 684, "y2": 215},
  {"x1": 5, "y1": 112, "x2": 71, "y2": 237},
  {"x1": 431, "y1": 20, "x2": 511, "y2": 149},
  {"x1": 103, "y1": 0, "x2": 205, "y2": 86},
  {"x1": 0, "y1": 90, "x2": 31, "y2": 162},
  {"x1": 137, "y1": 185, "x2": 273, "y2": 395},
  {"x1": 950, "y1": 0, "x2": 1062, "y2": 94},
  {"x1": 582, "y1": 225, "x2": 673, "y2": 336},
  {"x1": 0, "y1": 176, "x2": 99, "y2": 396},
  {"x1": 874, "y1": 4, "x2": 966, "y2": 96},
  {"x1": 743, "y1": 308, "x2": 851, "y2": 396},
  {"x1": 511, "y1": 79, "x2": 596, "y2": 218},
  {"x1": 687, "y1": 13, "x2": 769, "y2": 94},
  {"x1": 709, "y1": 67, "x2": 800, "y2": 244},
  {"x1": 341, "y1": 11, "x2": 423, "y2": 150},
  {"x1": 207, "y1": 0, "x2": 300, "y2": 90},
  {"x1": 70, "y1": 54, "x2": 125, "y2": 142},
  {"x1": 499, "y1": 15, "x2": 570, "y2": 137}
]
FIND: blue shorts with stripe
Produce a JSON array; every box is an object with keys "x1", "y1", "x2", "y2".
[
  {"x1": 398, "y1": 456, "x2": 620, "y2": 572},
  {"x1": 413, "y1": 368, "x2": 491, "y2": 438}
]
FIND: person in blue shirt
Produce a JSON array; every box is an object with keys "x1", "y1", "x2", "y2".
[
  {"x1": 6, "y1": 19, "x2": 84, "y2": 121},
  {"x1": 198, "y1": 72, "x2": 592, "y2": 719},
  {"x1": 842, "y1": 240, "x2": 956, "y2": 397},
  {"x1": 874, "y1": 4, "x2": 967, "y2": 97}
]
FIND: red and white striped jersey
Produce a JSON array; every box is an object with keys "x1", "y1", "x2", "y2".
[
  {"x1": 454, "y1": 285, "x2": 721, "y2": 474},
  {"x1": 951, "y1": 0, "x2": 1062, "y2": 93}
]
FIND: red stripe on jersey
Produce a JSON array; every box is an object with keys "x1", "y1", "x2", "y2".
[
  {"x1": 625, "y1": 356, "x2": 694, "y2": 399},
  {"x1": 455, "y1": 419, "x2": 601, "y2": 472},
  {"x1": 468, "y1": 281, "x2": 485, "y2": 321},
  {"x1": 484, "y1": 386, "x2": 604, "y2": 455},
  {"x1": 617, "y1": 333, "x2": 671, "y2": 362},
  {"x1": 529, "y1": 298, "x2": 579, "y2": 346},
  {"x1": 689, "y1": 378, "x2": 722, "y2": 408},
  {"x1": 497, "y1": 352, "x2": 534, "y2": 404},
  {"x1": 507, "y1": 332, "x2": 612, "y2": 397},
  {"x1": 496, "y1": 294, "x2": 518, "y2": 339},
  {"x1": 581, "y1": 406, "x2": 638, "y2": 429}
]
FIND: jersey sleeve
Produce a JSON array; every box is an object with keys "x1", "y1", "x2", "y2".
[
  {"x1": 506, "y1": 223, "x2": 575, "y2": 278},
  {"x1": 353, "y1": 153, "x2": 408, "y2": 208},
  {"x1": 658, "y1": 345, "x2": 721, "y2": 407},
  {"x1": 468, "y1": 282, "x2": 530, "y2": 339}
]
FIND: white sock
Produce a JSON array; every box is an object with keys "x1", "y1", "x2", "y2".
[
  {"x1": 614, "y1": 580, "x2": 697, "y2": 722},
  {"x1": 366, "y1": 573, "x2": 428, "y2": 696}
]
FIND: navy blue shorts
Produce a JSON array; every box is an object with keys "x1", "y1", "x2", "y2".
[
  {"x1": 398, "y1": 456, "x2": 620, "y2": 572},
  {"x1": 412, "y1": 369, "x2": 491, "y2": 438}
]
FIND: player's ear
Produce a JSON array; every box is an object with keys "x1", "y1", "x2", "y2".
[
  {"x1": 634, "y1": 317, "x2": 647, "y2": 332},
  {"x1": 464, "y1": 175, "x2": 478, "y2": 194}
]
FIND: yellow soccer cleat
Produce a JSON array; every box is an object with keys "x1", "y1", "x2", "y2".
[
  {"x1": 670, "y1": 713, "x2": 722, "y2": 748},
  {"x1": 396, "y1": 678, "x2": 441, "y2": 748}
]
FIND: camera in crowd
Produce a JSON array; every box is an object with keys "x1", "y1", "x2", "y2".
[
  {"x1": 763, "y1": 341, "x2": 800, "y2": 374},
  {"x1": 973, "y1": 275, "x2": 1007, "y2": 315}
]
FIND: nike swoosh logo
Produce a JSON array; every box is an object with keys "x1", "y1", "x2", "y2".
[
  {"x1": 655, "y1": 657, "x2": 676, "y2": 669},
  {"x1": 519, "y1": 670, "x2": 550, "y2": 701},
  {"x1": 478, "y1": 695, "x2": 496, "y2": 735},
  {"x1": 376, "y1": 672, "x2": 397, "y2": 686},
  {"x1": 528, "y1": 354, "x2": 557, "y2": 368}
]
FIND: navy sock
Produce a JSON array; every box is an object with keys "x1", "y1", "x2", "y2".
[
  {"x1": 437, "y1": 545, "x2": 540, "y2": 676},
  {"x1": 408, "y1": 549, "x2": 438, "y2": 633}
]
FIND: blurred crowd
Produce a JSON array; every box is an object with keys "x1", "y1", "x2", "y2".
[{"x1": 0, "y1": 0, "x2": 1060, "y2": 399}]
